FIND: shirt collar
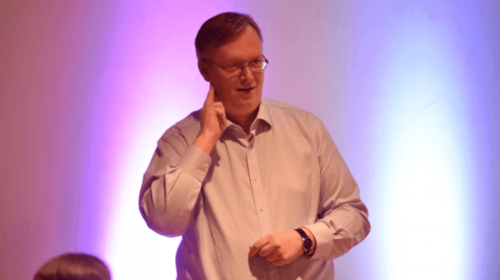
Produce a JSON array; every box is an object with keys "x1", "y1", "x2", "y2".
[{"x1": 220, "y1": 99, "x2": 272, "y2": 138}]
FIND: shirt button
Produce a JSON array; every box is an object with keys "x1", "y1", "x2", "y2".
[
  {"x1": 201, "y1": 171, "x2": 205, "y2": 176},
  {"x1": 205, "y1": 163, "x2": 209, "y2": 168}
]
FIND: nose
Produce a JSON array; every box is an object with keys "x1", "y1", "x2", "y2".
[{"x1": 239, "y1": 64, "x2": 255, "y2": 82}]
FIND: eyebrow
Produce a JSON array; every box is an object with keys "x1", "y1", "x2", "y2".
[{"x1": 225, "y1": 55, "x2": 263, "y2": 65}]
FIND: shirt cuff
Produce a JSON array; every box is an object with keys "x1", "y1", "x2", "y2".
[
  {"x1": 177, "y1": 144, "x2": 212, "y2": 183},
  {"x1": 304, "y1": 221, "x2": 332, "y2": 260}
]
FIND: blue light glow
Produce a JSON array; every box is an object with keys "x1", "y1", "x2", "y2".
[{"x1": 374, "y1": 16, "x2": 472, "y2": 280}]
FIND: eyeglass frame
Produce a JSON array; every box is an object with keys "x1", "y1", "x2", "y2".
[{"x1": 202, "y1": 55, "x2": 269, "y2": 74}]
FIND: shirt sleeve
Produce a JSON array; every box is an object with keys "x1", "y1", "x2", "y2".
[
  {"x1": 304, "y1": 117, "x2": 371, "y2": 260},
  {"x1": 139, "y1": 130, "x2": 212, "y2": 237}
]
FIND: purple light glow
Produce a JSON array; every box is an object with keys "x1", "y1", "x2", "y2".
[
  {"x1": 87, "y1": 2, "x2": 249, "y2": 279},
  {"x1": 0, "y1": 1, "x2": 499, "y2": 280}
]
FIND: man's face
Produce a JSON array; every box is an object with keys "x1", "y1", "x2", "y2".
[{"x1": 201, "y1": 26, "x2": 264, "y2": 121}]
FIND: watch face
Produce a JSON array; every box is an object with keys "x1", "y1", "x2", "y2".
[{"x1": 304, "y1": 238, "x2": 313, "y2": 251}]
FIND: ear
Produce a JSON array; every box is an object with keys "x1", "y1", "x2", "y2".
[{"x1": 198, "y1": 60, "x2": 211, "y2": 82}]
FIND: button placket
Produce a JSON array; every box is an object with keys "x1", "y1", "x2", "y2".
[
  {"x1": 266, "y1": 262, "x2": 281, "y2": 280},
  {"x1": 247, "y1": 141, "x2": 280, "y2": 280},
  {"x1": 247, "y1": 143, "x2": 272, "y2": 236}
]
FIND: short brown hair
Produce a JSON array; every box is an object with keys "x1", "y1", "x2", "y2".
[
  {"x1": 34, "y1": 253, "x2": 111, "y2": 280},
  {"x1": 195, "y1": 12, "x2": 263, "y2": 60}
]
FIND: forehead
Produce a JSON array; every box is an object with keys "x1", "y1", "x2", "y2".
[{"x1": 210, "y1": 26, "x2": 262, "y2": 63}]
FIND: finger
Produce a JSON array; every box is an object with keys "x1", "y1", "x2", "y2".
[
  {"x1": 214, "y1": 108, "x2": 227, "y2": 127},
  {"x1": 249, "y1": 237, "x2": 269, "y2": 257},
  {"x1": 258, "y1": 243, "x2": 277, "y2": 258},
  {"x1": 250, "y1": 243, "x2": 265, "y2": 257},
  {"x1": 211, "y1": 102, "x2": 227, "y2": 126},
  {"x1": 272, "y1": 260, "x2": 286, "y2": 267},
  {"x1": 249, "y1": 245, "x2": 257, "y2": 257},
  {"x1": 200, "y1": 108, "x2": 205, "y2": 126},
  {"x1": 212, "y1": 106, "x2": 225, "y2": 119},
  {"x1": 266, "y1": 253, "x2": 279, "y2": 263},
  {"x1": 204, "y1": 84, "x2": 215, "y2": 107},
  {"x1": 204, "y1": 106, "x2": 224, "y2": 123},
  {"x1": 220, "y1": 106, "x2": 227, "y2": 126},
  {"x1": 212, "y1": 102, "x2": 227, "y2": 111}
]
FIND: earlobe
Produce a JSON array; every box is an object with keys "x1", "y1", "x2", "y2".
[{"x1": 198, "y1": 60, "x2": 211, "y2": 82}]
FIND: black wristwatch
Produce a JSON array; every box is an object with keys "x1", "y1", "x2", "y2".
[{"x1": 294, "y1": 228, "x2": 313, "y2": 255}]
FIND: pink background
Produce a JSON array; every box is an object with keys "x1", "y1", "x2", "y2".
[{"x1": 1, "y1": 1, "x2": 499, "y2": 279}]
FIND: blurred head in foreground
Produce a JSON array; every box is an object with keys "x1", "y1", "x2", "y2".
[{"x1": 34, "y1": 253, "x2": 111, "y2": 280}]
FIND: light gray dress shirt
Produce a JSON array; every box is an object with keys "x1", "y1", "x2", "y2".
[{"x1": 139, "y1": 98, "x2": 370, "y2": 280}]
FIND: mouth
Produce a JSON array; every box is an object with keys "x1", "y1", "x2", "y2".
[{"x1": 236, "y1": 87, "x2": 255, "y2": 92}]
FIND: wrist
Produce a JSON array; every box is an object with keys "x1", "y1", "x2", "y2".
[
  {"x1": 193, "y1": 132, "x2": 218, "y2": 155},
  {"x1": 300, "y1": 227, "x2": 316, "y2": 256},
  {"x1": 295, "y1": 228, "x2": 315, "y2": 256}
]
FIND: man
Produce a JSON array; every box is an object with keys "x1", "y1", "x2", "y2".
[{"x1": 139, "y1": 12, "x2": 370, "y2": 279}]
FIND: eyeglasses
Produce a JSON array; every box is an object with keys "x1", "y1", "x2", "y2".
[{"x1": 204, "y1": 55, "x2": 269, "y2": 75}]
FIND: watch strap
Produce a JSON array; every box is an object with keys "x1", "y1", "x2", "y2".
[{"x1": 294, "y1": 228, "x2": 312, "y2": 255}]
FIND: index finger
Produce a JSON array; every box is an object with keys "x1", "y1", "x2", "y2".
[
  {"x1": 249, "y1": 236, "x2": 270, "y2": 257},
  {"x1": 204, "y1": 84, "x2": 215, "y2": 107}
]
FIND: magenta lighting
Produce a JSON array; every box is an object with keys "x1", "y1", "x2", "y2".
[{"x1": 0, "y1": 1, "x2": 498, "y2": 280}]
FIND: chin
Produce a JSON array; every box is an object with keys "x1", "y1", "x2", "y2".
[{"x1": 234, "y1": 97, "x2": 260, "y2": 115}]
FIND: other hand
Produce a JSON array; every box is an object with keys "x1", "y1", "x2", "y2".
[{"x1": 248, "y1": 230, "x2": 304, "y2": 267}]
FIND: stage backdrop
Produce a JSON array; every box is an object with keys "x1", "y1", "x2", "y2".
[{"x1": 1, "y1": 1, "x2": 499, "y2": 279}]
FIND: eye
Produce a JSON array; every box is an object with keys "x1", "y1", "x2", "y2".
[
  {"x1": 225, "y1": 64, "x2": 238, "y2": 72},
  {"x1": 250, "y1": 60, "x2": 264, "y2": 70}
]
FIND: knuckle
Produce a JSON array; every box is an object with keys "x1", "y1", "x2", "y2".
[{"x1": 269, "y1": 235, "x2": 277, "y2": 243}]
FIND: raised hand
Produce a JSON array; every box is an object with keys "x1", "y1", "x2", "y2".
[
  {"x1": 193, "y1": 84, "x2": 227, "y2": 155},
  {"x1": 249, "y1": 230, "x2": 308, "y2": 267}
]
